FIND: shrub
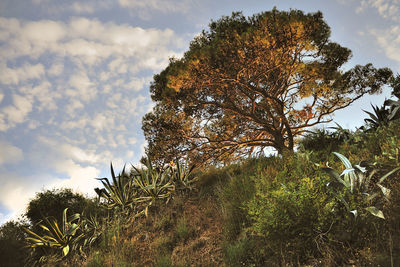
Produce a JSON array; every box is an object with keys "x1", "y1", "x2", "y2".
[
  {"x1": 246, "y1": 154, "x2": 335, "y2": 264},
  {"x1": 26, "y1": 188, "x2": 96, "y2": 226},
  {"x1": 0, "y1": 219, "x2": 29, "y2": 267},
  {"x1": 223, "y1": 237, "x2": 257, "y2": 267}
]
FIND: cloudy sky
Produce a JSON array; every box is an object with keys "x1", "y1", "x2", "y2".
[{"x1": 0, "y1": 0, "x2": 399, "y2": 224}]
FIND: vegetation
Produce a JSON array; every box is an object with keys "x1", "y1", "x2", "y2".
[
  {"x1": 142, "y1": 9, "x2": 392, "y2": 165},
  {"x1": 1, "y1": 8, "x2": 400, "y2": 267}
]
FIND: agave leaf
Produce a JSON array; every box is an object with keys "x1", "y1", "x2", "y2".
[
  {"x1": 363, "y1": 110, "x2": 378, "y2": 122},
  {"x1": 366, "y1": 192, "x2": 379, "y2": 202},
  {"x1": 68, "y1": 213, "x2": 80, "y2": 223},
  {"x1": 322, "y1": 167, "x2": 348, "y2": 187},
  {"x1": 350, "y1": 210, "x2": 358, "y2": 218},
  {"x1": 62, "y1": 245, "x2": 70, "y2": 257},
  {"x1": 354, "y1": 164, "x2": 367, "y2": 173},
  {"x1": 388, "y1": 106, "x2": 400, "y2": 120},
  {"x1": 384, "y1": 99, "x2": 399, "y2": 106},
  {"x1": 379, "y1": 167, "x2": 400, "y2": 183},
  {"x1": 377, "y1": 184, "x2": 391, "y2": 199},
  {"x1": 340, "y1": 168, "x2": 355, "y2": 176},
  {"x1": 365, "y1": 206, "x2": 385, "y2": 219},
  {"x1": 24, "y1": 227, "x2": 46, "y2": 240},
  {"x1": 62, "y1": 208, "x2": 68, "y2": 234},
  {"x1": 333, "y1": 152, "x2": 353, "y2": 169},
  {"x1": 43, "y1": 218, "x2": 63, "y2": 242},
  {"x1": 39, "y1": 224, "x2": 50, "y2": 232},
  {"x1": 337, "y1": 195, "x2": 350, "y2": 212},
  {"x1": 110, "y1": 162, "x2": 116, "y2": 181},
  {"x1": 65, "y1": 223, "x2": 79, "y2": 236}
]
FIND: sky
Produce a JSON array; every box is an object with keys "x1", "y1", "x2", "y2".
[{"x1": 0, "y1": 0, "x2": 399, "y2": 224}]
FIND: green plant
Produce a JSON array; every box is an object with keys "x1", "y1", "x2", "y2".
[
  {"x1": 155, "y1": 255, "x2": 172, "y2": 267},
  {"x1": 131, "y1": 157, "x2": 175, "y2": 206},
  {"x1": 24, "y1": 208, "x2": 83, "y2": 263},
  {"x1": 384, "y1": 98, "x2": 400, "y2": 121},
  {"x1": 170, "y1": 160, "x2": 197, "y2": 191},
  {"x1": 95, "y1": 163, "x2": 136, "y2": 211},
  {"x1": 218, "y1": 171, "x2": 255, "y2": 241},
  {"x1": 322, "y1": 152, "x2": 400, "y2": 219},
  {"x1": 0, "y1": 220, "x2": 29, "y2": 267},
  {"x1": 247, "y1": 154, "x2": 334, "y2": 265},
  {"x1": 223, "y1": 238, "x2": 256, "y2": 267},
  {"x1": 175, "y1": 217, "x2": 193, "y2": 243},
  {"x1": 364, "y1": 104, "x2": 391, "y2": 130},
  {"x1": 80, "y1": 214, "x2": 102, "y2": 250},
  {"x1": 26, "y1": 188, "x2": 90, "y2": 226},
  {"x1": 87, "y1": 251, "x2": 105, "y2": 267}
]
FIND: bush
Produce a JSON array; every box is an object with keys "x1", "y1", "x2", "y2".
[
  {"x1": 217, "y1": 161, "x2": 257, "y2": 241},
  {"x1": 0, "y1": 220, "x2": 29, "y2": 267},
  {"x1": 26, "y1": 188, "x2": 101, "y2": 226},
  {"x1": 246, "y1": 154, "x2": 335, "y2": 264}
]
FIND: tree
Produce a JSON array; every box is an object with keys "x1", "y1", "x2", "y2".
[
  {"x1": 26, "y1": 188, "x2": 99, "y2": 226},
  {"x1": 0, "y1": 220, "x2": 29, "y2": 266},
  {"x1": 142, "y1": 9, "x2": 392, "y2": 165}
]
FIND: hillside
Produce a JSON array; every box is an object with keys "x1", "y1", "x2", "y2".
[{"x1": 1, "y1": 95, "x2": 400, "y2": 266}]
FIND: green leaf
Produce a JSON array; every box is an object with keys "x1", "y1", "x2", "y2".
[
  {"x1": 377, "y1": 184, "x2": 391, "y2": 198},
  {"x1": 333, "y1": 152, "x2": 353, "y2": 170},
  {"x1": 322, "y1": 167, "x2": 348, "y2": 187},
  {"x1": 378, "y1": 167, "x2": 400, "y2": 183},
  {"x1": 365, "y1": 206, "x2": 385, "y2": 219},
  {"x1": 350, "y1": 210, "x2": 358, "y2": 218},
  {"x1": 62, "y1": 245, "x2": 70, "y2": 256}
]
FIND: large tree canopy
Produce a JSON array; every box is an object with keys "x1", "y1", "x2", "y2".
[{"x1": 142, "y1": 9, "x2": 392, "y2": 165}]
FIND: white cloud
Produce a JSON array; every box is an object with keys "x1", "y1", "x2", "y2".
[
  {"x1": 369, "y1": 26, "x2": 400, "y2": 64},
  {"x1": 0, "y1": 140, "x2": 23, "y2": 165},
  {"x1": 91, "y1": 113, "x2": 109, "y2": 131},
  {"x1": 64, "y1": 145, "x2": 99, "y2": 164},
  {"x1": 28, "y1": 120, "x2": 41, "y2": 129},
  {"x1": 49, "y1": 161, "x2": 100, "y2": 195},
  {"x1": 61, "y1": 116, "x2": 90, "y2": 130},
  {"x1": 38, "y1": 137, "x2": 101, "y2": 164},
  {"x1": 0, "y1": 172, "x2": 46, "y2": 222},
  {"x1": 0, "y1": 63, "x2": 45, "y2": 85},
  {"x1": 106, "y1": 93, "x2": 122, "y2": 109},
  {"x1": 67, "y1": 72, "x2": 97, "y2": 102},
  {"x1": 0, "y1": 17, "x2": 184, "y2": 66},
  {"x1": 118, "y1": 0, "x2": 194, "y2": 15},
  {"x1": 22, "y1": 20, "x2": 66, "y2": 43},
  {"x1": 0, "y1": 14, "x2": 185, "y2": 223},
  {"x1": 31, "y1": 0, "x2": 112, "y2": 16},
  {"x1": 356, "y1": 0, "x2": 400, "y2": 21},
  {"x1": 48, "y1": 61, "x2": 64, "y2": 76},
  {"x1": 71, "y1": 2, "x2": 95, "y2": 14},
  {"x1": 128, "y1": 137, "x2": 137, "y2": 145},
  {"x1": 0, "y1": 94, "x2": 33, "y2": 130},
  {"x1": 125, "y1": 77, "x2": 150, "y2": 91}
]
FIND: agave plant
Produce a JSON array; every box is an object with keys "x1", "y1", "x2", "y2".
[
  {"x1": 322, "y1": 152, "x2": 400, "y2": 219},
  {"x1": 24, "y1": 208, "x2": 83, "y2": 261},
  {"x1": 329, "y1": 123, "x2": 353, "y2": 143},
  {"x1": 363, "y1": 104, "x2": 391, "y2": 130},
  {"x1": 80, "y1": 214, "x2": 102, "y2": 249},
  {"x1": 170, "y1": 160, "x2": 197, "y2": 191},
  {"x1": 384, "y1": 98, "x2": 400, "y2": 121},
  {"x1": 95, "y1": 163, "x2": 136, "y2": 211},
  {"x1": 131, "y1": 157, "x2": 175, "y2": 205}
]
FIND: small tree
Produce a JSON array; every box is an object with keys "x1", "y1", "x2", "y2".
[
  {"x1": 25, "y1": 188, "x2": 96, "y2": 227},
  {"x1": 0, "y1": 220, "x2": 29, "y2": 266},
  {"x1": 142, "y1": 9, "x2": 392, "y2": 165}
]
